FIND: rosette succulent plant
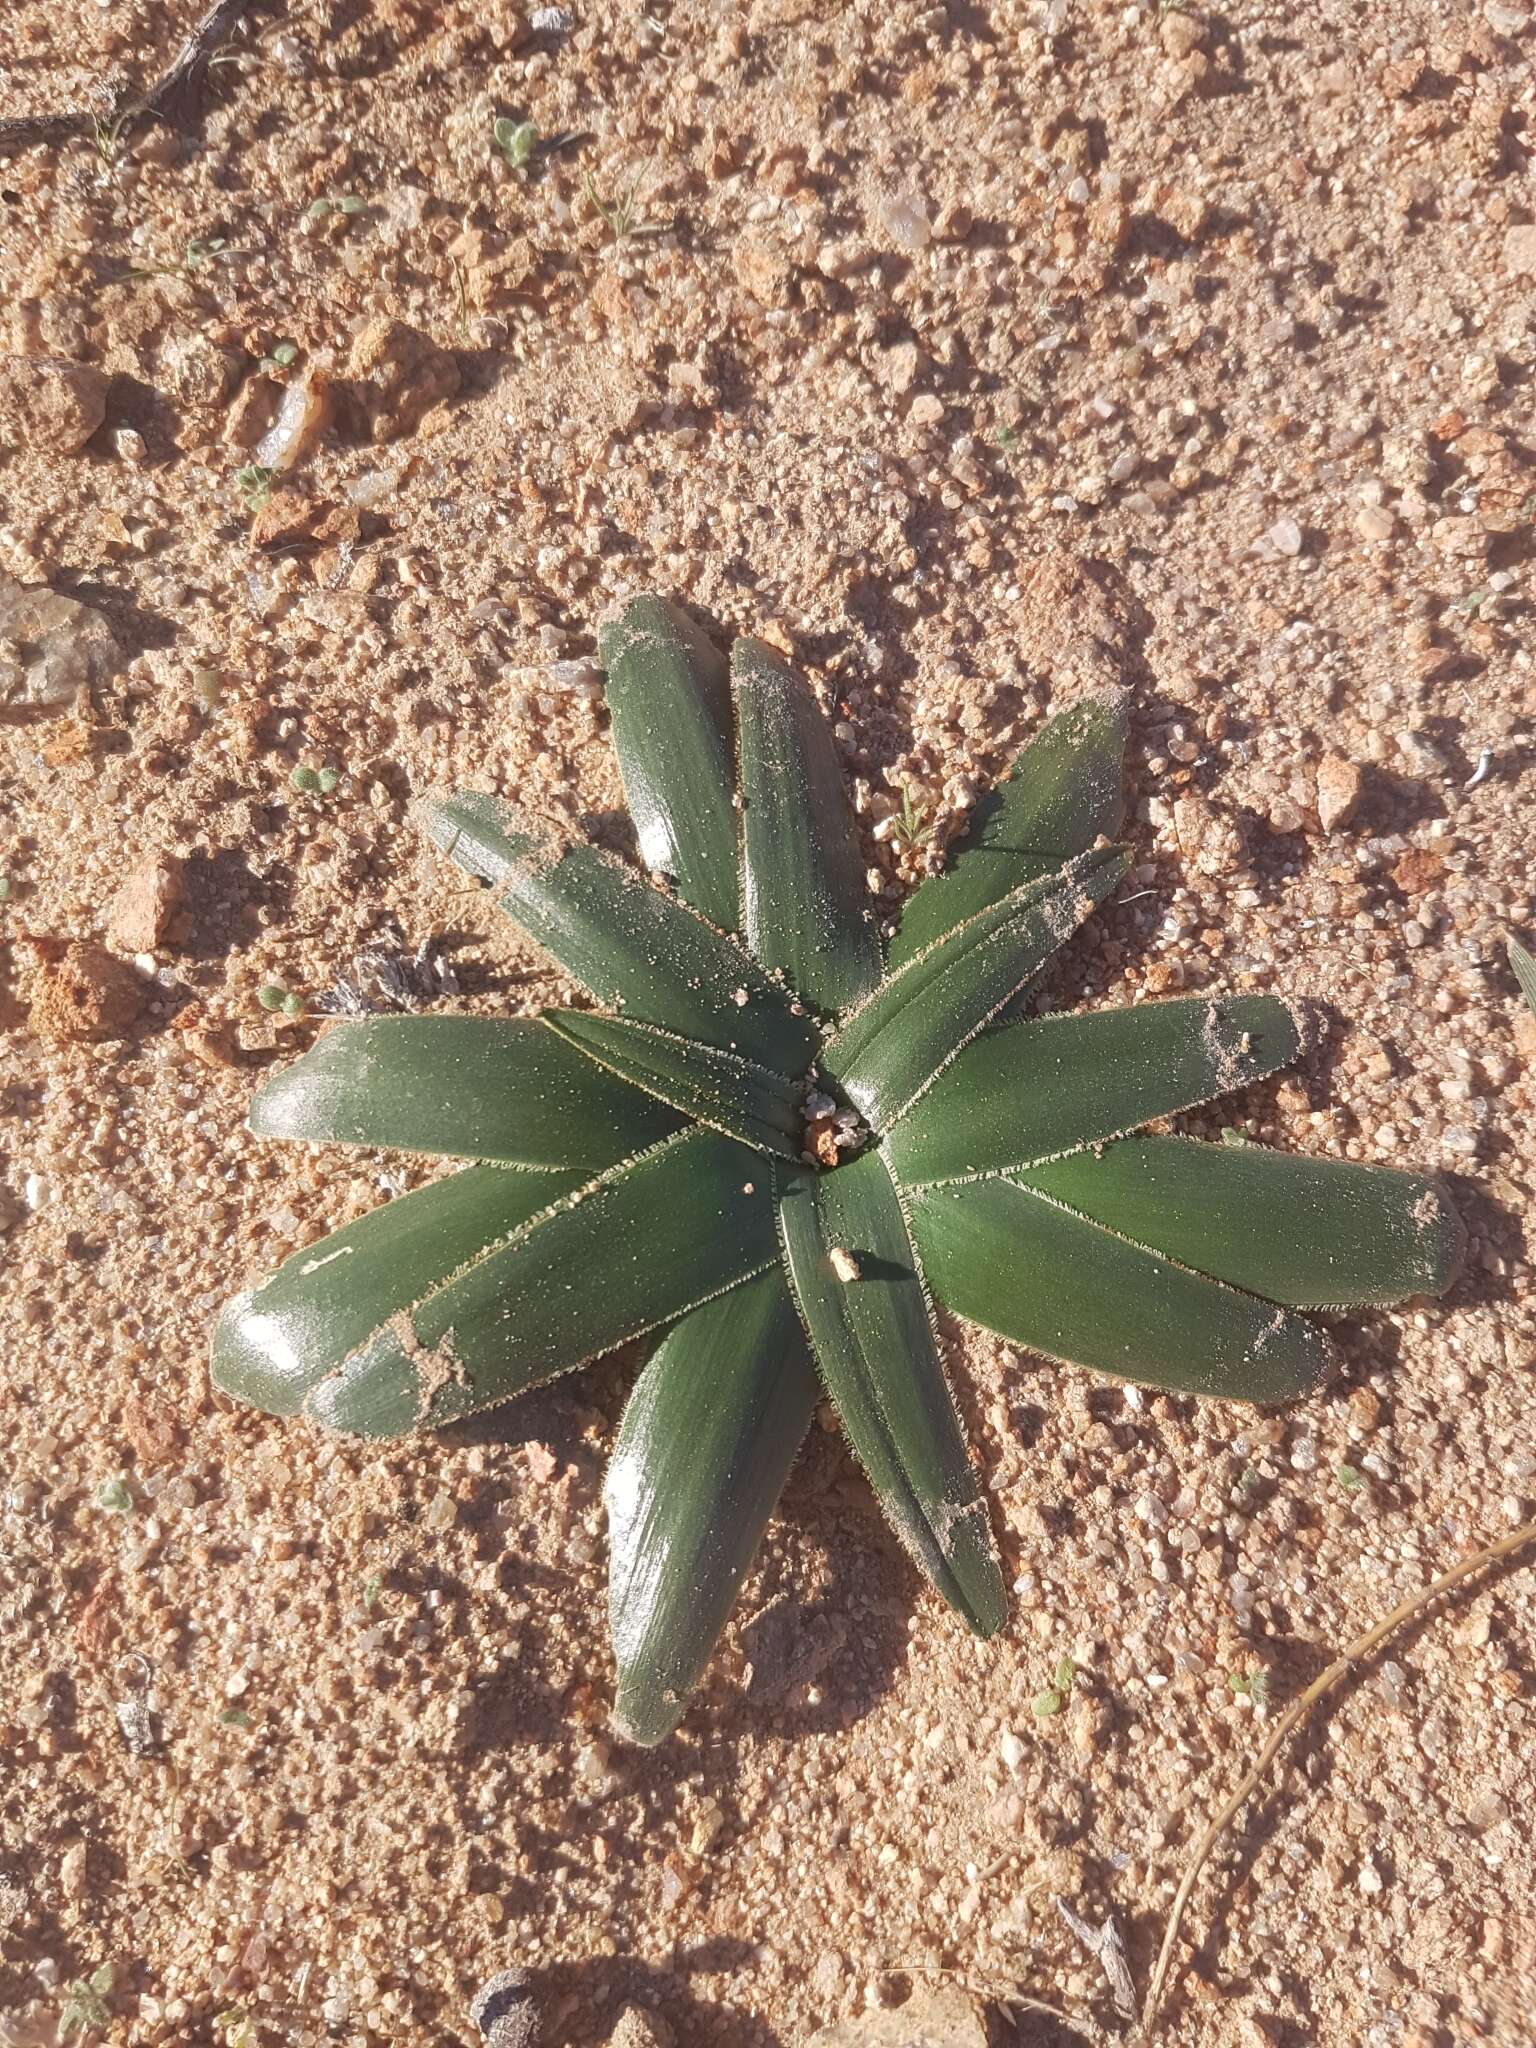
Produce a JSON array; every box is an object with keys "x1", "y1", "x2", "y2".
[{"x1": 214, "y1": 595, "x2": 1464, "y2": 1742}]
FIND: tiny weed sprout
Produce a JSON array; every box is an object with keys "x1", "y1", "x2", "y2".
[
  {"x1": 257, "y1": 339, "x2": 300, "y2": 375},
  {"x1": 184, "y1": 235, "x2": 231, "y2": 271},
  {"x1": 583, "y1": 156, "x2": 666, "y2": 245},
  {"x1": 306, "y1": 193, "x2": 367, "y2": 220},
  {"x1": 215, "y1": 2008, "x2": 260, "y2": 2048},
  {"x1": 1033, "y1": 1655, "x2": 1078, "y2": 1718},
  {"x1": 1336, "y1": 1462, "x2": 1366, "y2": 1493},
  {"x1": 235, "y1": 464, "x2": 275, "y2": 513},
  {"x1": 214, "y1": 593, "x2": 1465, "y2": 1743},
  {"x1": 493, "y1": 115, "x2": 538, "y2": 170},
  {"x1": 256, "y1": 982, "x2": 306, "y2": 1018},
  {"x1": 289, "y1": 763, "x2": 338, "y2": 795},
  {"x1": 1227, "y1": 1668, "x2": 1273, "y2": 1709},
  {"x1": 95, "y1": 1474, "x2": 133, "y2": 1513},
  {"x1": 58, "y1": 1966, "x2": 114, "y2": 2041},
  {"x1": 91, "y1": 102, "x2": 139, "y2": 167},
  {"x1": 878, "y1": 785, "x2": 939, "y2": 869},
  {"x1": 128, "y1": 235, "x2": 234, "y2": 282}
]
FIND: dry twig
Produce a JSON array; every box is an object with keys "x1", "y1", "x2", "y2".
[
  {"x1": 1141, "y1": 1514, "x2": 1536, "y2": 2034},
  {"x1": 0, "y1": 0, "x2": 264, "y2": 157}
]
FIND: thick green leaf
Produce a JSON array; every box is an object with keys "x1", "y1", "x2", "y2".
[
  {"x1": 1509, "y1": 933, "x2": 1536, "y2": 1020},
  {"x1": 213, "y1": 1162, "x2": 585, "y2": 1418},
  {"x1": 543, "y1": 1010, "x2": 803, "y2": 1161},
  {"x1": 888, "y1": 995, "x2": 1300, "y2": 1186},
  {"x1": 249, "y1": 1016, "x2": 683, "y2": 1168},
  {"x1": 821, "y1": 843, "x2": 1130, "y2": 1134},
  {"x1": 889, "y1": 690, "x2": 1127, "y2": 969},
  {"x1": 418, "y1": 791, "x2": 818, "y2": 1073},
  {"x1": 218, "y1": 1128, "x2": 778, "y2": 1438},
  {"x1": 1012, "y1": 1136, "x2": 1464, "y2": 1307},
  {"x1": 606, "y1": 1271, "x2": 819, "y2": 1745},
  {"x1": 776, "y1": 1151, "x2": 1005, "y2": 1634},
  {"x1": 732, "y1": 635, "x2": 882, "y2": 1016},
  {"x1": 597, "y1": 594, "x2": 739, "y2": 930},
  {"x1": 910, "y1": 1176, "x2": 1329, "y2": 1402}
]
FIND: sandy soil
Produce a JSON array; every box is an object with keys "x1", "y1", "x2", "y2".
[{"x1": 1, "y1": 1, "x2": 1535, "y2": 2044}]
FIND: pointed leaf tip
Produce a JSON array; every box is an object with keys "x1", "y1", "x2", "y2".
[
  {"x1": 417, "y1": 788, "x2": 817, "y2": 1073},
  {"x1": 606, "y1": 1273, "x2": 818, "y2": 1744},
  {"x1": 912, "y1": 1173, "x2": 1329, "y2": 1405},
  {"x1": 890, "y1": 687, "x2": 1128, "y2": 968},
  {"x1": 247, "y1": 1015, "x2": 683, "y2": 1168},
  {"x1": 823, "y1": 842, "x2": 1129, "y2": 1134},
  {"x1": 597, "y1": 594, "x2": 740, "y2": 930},
  {"x1": 777, "y1": 1152, "x2": 1007, "y2": 1635},
  {"x1": 733, "y1": 635, "x2": 883, "y2": 1016},
  {"x1": 889, "y1": 993, "x2": 1300, "y2": 1186},
  {"x1": 1014, "y1": 1137, "x2": 1467, "y2": 1308}
]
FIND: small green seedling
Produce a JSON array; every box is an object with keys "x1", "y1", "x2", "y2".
[
  {"x1": 1336, "y1": 1462, "x2": 1366, "y2": 1493},
  {"x1": 58, "y1": 1964, "x2": 115, "y2": 2041},
  {"x1": 1032, "y1": 1654, "x2": 1078, "y2": 1719},
  {"x1": 256, "y1": 983, "x2": 307, "y2": 1019},
  {"x1": 306, "y1": 194, "x2": 367, "y2": 220},
  {"x1": 213, "y1": 592, "x2": 1464, "y2": 1744},
  {"x1": 218, "y1": 1707, "x2": 251, "y2": 1729},
  {"x1": 257, "y1": 339, "x2": 300, "y2": 375},
  {"x1": 95, "y1": 1475, "x2": 134, "y2": 1514},
  {"x1": 127, "y1": 235, "x2": 234, "y2": 282},
  {"x1": 289, "y1": 764, "x2": 339, "y2": 795},
  {"x1": 91, "y1": 101, "x2": 141, "y2": 167},
  {"x1": 0, "y1": 873, "x2": 13, "y2": 903},
  {"x1": 996, "y1": 422, "x2": 1021, "y2": 460},
  {"x1": 583, "y1": 157, "x2": 667, "y2": 246},
  {"x1": 214, "y1": 2006, "x2": 260, "y2": 2048},
  {"x1": 1227, "y1": 1667, "x2": 1272, "y2": 1709},
  {"x1": 493, "y1": 116, "x2": 538, "y2": 171},
  {"x1": 363, "y1": 1574, "x2": 384, "y2": 1612},
  {"x1": 886, "y1": 785, "x2": 938, "y2": 860},
  {"x1": 235, "y1": 464, "x2": 275, "y2": 514}
]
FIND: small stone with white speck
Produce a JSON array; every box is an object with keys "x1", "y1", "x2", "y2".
[{"x1": 829, "y1": 1247, "x2": 861, "y2": 1283}]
